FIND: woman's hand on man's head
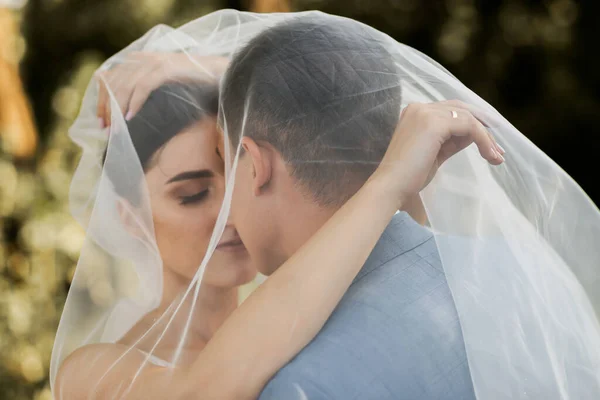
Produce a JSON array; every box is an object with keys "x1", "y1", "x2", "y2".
[
  {"x1": 371, "y1": 100, "x2": 506, "y2": 210},
  {"x1": 96, "y1": 52, "x2": 229, "y2": 128}
]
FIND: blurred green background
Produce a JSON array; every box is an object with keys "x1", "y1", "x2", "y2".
[{"x1": 0, "y1": 0, "x2": 598, "y2": 398}]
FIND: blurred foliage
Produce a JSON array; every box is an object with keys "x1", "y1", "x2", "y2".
[
  {"x1": 1, "y1": 1, "x2": 230, "y2": 398},
  {"x1": 0, "y1": 0, "x2": 598, "y2": 398}
]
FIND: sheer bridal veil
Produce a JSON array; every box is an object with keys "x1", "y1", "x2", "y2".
[{"x1": 50, "y1": 9, "x2": 600, "y2": 399}]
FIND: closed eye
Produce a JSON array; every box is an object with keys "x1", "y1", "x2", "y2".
[{"x1": 179, "y1": 189, "x2": 209, "y2": 205}]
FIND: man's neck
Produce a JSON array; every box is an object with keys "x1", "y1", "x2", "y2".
[
  {"x1": 270, "y1": 187, "x2": 426, "y2": 277},
  {"x1": 276, "y1": 198, "x2": 337, "y2": 263},
  {"x1": 274, "y1": 192, "x2": 428, "y2": 262}
]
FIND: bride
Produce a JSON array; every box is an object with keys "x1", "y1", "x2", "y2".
[{"x1": 51, "y1": 9, "x2": 600, "y2": 400}]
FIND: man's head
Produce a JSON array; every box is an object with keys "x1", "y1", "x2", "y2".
[{"x1": 219, "y1": 13, "x2": 401, "y2": 274}]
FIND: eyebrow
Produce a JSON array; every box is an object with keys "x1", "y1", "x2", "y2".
[{"x1": 166, "y1": 169, "x2": 214, "y2": 184}]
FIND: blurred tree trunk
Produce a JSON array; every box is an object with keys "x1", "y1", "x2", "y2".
[
  {"x1": 0, "y1": 7, "x2": 37, "y2": 159},
  {"x1": 250, "y1": 0, "x2": 290, "y2": 12}
]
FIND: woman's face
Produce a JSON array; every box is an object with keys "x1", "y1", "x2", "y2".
[{"x1": 143, "y1": 117, "x2": 255, "y2": 288}]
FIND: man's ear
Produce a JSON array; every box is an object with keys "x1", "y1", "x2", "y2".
[{"x1": 240, "y1": 136, "x2": 272, "y2": 196}]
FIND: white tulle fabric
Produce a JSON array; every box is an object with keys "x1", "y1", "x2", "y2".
[{"x1": 50, "y1": 9, "x2": 600, "y2": 399}]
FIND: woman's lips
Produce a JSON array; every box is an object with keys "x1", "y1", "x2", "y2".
[{"x1": 216, "y1": 238, "x2": 245, "y2": 252}]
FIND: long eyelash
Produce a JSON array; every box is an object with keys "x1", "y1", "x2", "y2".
[{"x1": 179, "y1": 190, "x2": 209, "y2": 205}]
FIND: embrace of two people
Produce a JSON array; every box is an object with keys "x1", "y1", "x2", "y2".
[{"x1": 50, "y1": 10, "x2": 600, "y2": 400}]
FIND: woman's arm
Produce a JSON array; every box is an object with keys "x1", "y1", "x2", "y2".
[
  {"x1": 57, "y1": 99, "x2": 501, "y2": 399},
  {"x1": 181, "y1": 176, "x2": 400, "y2": 399},
  {"x1": 54, "y1": 175, "x2": 399, "y2": 400},
  {"x1": 177, "y1": 101, "x2": 504, "y2": 400},
  {"x1": 96, "y1": 52, "x2": 228, "y2": 127}
]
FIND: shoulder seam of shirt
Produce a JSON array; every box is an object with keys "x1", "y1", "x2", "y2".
[{"x1": 355, "y1": 235, "x2": 435, "y2": 284}]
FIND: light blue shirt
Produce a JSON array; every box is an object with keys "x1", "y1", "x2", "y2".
[{"x1": 259, "y1": 212, "x2": 475, "y2": 400}]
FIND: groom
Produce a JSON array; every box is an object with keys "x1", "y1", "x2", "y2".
[{"x1": 221, "y1": 14, "x2": 476, "y2": 400}]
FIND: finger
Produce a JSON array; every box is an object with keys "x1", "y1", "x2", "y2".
[
  {"x1": 438, "y1": 100, "x2": 506, "y2": 155},
  {"x1": 105, "y1": 63, "x2": 147, "y2": 124},
  {"x1": 487, "y1": 130, "x2": 505, "y2": 155},
  {"x1": 439, "y1": 107, "x2": 504, "y2": 165},
  {"x1": 96, "y1": 72, "x2": 109, "y2": 128},
  {"x1": 437, "y1": 136, "x2": 473, "y2": 165},
  {"x1": 434, "y1": 103, "x2": 502, "y2": 162},
  {"x1": 111, "y1": 79, "x2": 136, "y2": 122},
  {"x1": 465, "y1": 113, "x2": 504, "y2": 165},
  {"x1": 99, "y1": 69, "x2": 128, "y2": 127},
  {"x1": 127, "y1": 81, "x2": 155, "y2": 119},
  {"x1": 439, "y1": 100, "x2": 496, "y2": 131},
  {"x1": 98, "y1": 58, "x2": 145, "y2": 126},
  {"x1": 126, "y1": 65, "x2": 164, "y2": 119}
]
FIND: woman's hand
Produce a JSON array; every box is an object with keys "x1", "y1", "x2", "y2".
[
  {"x1": 371, "y1": 100, "x2": 505, "y2": 208},
  {"x1": 96, "y1": 52, "x2": 229, "y2": 127}
]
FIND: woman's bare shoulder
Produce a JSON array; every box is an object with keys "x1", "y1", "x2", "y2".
[{"x1": 54, "y1": 342, "x2": 155, "y2": 399}]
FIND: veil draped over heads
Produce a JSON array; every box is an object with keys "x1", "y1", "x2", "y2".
[{"x1": 51, "y1": 9, "x2": 600, "y2": 399}]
